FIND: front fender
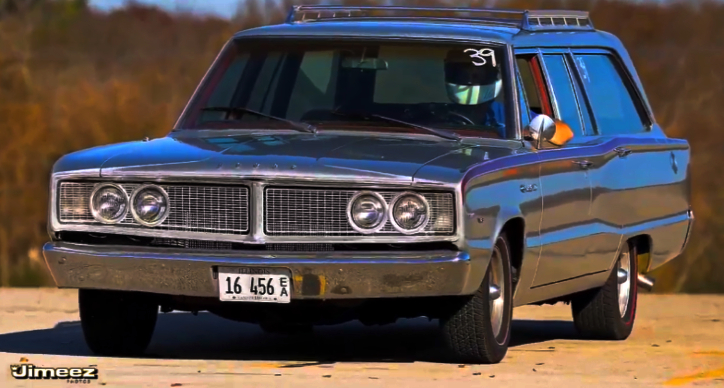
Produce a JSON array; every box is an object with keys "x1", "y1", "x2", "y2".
[
  {"x1": 459, "y1": 156, "x2": 541, "y2": 295},
  {"x1": 461, "y1": 204, "x2": 529, "y2": 295}
]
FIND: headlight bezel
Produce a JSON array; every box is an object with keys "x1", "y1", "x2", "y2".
[
  {"x1": 129, "y1": 184, "x2": 170, "y2": 227},
  {"x1": 388, "y1": 191, "x2": 431, "y2": 235},
  {"x1": 89, "y1": 183, "x2": 130, "y2": 224},
  {"x1": 346, "y1": 191, "x2": 389, "y2": 234}
]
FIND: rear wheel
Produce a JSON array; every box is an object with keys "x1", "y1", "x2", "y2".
[
  {"x1": 440, "y1": 233, "x2": 513, "y2": 364},
  {"x1": 571, "y1": 242, "x2": 638, "y2": 340},
  {"x1": 79, "y1": 289, "x2": 158, "y2": 356}
]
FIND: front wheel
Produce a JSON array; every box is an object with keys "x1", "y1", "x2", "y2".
[
  {"x1": 571, "y1": 241, "x2": 638, "y2": 340},
  {"x1": 79, "y1": 289, "x2": 158, "y2": 356},
  {"x1": 440, "y1": 232, "x2": 513, "y2": 364}
]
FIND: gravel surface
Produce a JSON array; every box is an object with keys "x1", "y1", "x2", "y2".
[{"x1": 0, "y1": 289, "x2": 722, "y2": 387}]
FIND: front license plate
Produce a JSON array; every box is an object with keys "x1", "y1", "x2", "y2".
[{"x1": 218, "y1": 267, "x2": 291, "y2": 303}]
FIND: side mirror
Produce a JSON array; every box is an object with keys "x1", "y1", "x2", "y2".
[{"x1": 524, "y1": 114, "x2": 574, "y2": 148}]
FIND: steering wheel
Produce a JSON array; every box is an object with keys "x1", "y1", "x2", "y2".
[
  {"x1": 446, "y1": 111, "x2": 476, "y2": 126},
  {"x1": 403, "y1": 104, "x2": 476, "y2": 126}
]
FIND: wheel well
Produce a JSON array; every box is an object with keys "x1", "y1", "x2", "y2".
[
  {"x1": 628, "y1": 234, "x2": 652, "y2": 274},
  {"x1": 500, "y1": 218, "x2": 525, "y2": 291}
]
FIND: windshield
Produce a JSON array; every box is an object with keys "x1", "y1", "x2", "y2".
[{"x1": 177, "y1": 39, "x2": 513, "y2": 139}]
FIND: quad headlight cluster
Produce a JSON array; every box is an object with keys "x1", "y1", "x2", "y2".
[
  {"x1": 346, "y1": 191, "x2": 431, "y2": 235},
  {"x1": 89, "y1": 183, "x2": 169, "y2": 226}
]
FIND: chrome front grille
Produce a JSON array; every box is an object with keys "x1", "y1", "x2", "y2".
[
  {"x1": 57, "y1": 181, "x2": 456, "y2": 239},
  {"x1": 58, "y1": 182, "x2": 249, "y2": 234},
  {"x1": 265, "y1": 187, "x2": 455, "y2": 236}
]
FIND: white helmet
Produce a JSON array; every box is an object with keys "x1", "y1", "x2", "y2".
[{"x1": 444, "y1": 48, "x2": 502, "y2": 105}]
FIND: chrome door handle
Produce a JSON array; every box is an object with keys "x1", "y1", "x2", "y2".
[
  {"x1": 573, "y1": 160, "x2": 593, "y2": 169},
  {"x1": 614, "y1": 147, "x2": 631, "y2": 157},
  {"x1": 520, "y1": 184, "x2": 538, "y2": 193}
]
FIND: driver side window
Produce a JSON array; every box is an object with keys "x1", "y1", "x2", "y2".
[
  {"x1": 516, "y1": 53, "x2": 587, "y2": 145},
  {"x1": 516, "y1": 55, "x2": 553, "y2": 117}
]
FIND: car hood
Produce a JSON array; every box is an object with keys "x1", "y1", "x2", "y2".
[{"x1": 54, "y1": 131, "x2": 525, "y2": 185}]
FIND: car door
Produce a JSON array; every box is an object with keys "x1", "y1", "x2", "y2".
[
  {"x1": 569, "y1": 50, "x2": 691, "y2": 271},
  {"x1": 545, "y1": 51, "x2": 625, "y2": 283},
  {"x1": 517, "y1": 50, "x2": 607, "y2": 288}
]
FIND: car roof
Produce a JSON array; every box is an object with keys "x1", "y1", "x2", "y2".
[
  {"x1": 234, "y1": 20, "x2": 622, "y2": 49},
  {"x1": 233, "y1": 6, "x2": 625, "y2": 51},
  {"x1": 234, "y1": 20, "x2": 520, "y2": 44}
]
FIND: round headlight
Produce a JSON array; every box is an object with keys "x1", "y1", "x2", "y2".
[
  {"x1": 389, "y1": 192, "x2": 430, "y2": 234},
  {"x1": 90, "y1": 184, "x2": 129, "y2": 224},
  {"x1": 347, "y1": 191, "x2": 388, "y2": 234},
  {"x1": 130, "y1": 184, "x2": 169, "y2": 227}
]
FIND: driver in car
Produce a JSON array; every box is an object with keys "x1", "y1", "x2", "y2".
[{"x1": 442, "y1": 48, "x2": 536, "y2": 139}]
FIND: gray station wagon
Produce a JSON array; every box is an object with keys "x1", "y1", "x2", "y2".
[{"x1": 42, "y1": 6, "x2": 694, "y2": 364}]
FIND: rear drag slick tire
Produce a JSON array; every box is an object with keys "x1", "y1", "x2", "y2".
[{"x1": 571, "y1": 241, "x2": 639, "y2": 340}]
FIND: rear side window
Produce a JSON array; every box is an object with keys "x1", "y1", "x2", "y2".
[
  {"x1": 542, "y1": 54, "x2": 584, "y2": 137},
  {"x1": 573, "y1": 54, "x2": 648, "y2": 135}
]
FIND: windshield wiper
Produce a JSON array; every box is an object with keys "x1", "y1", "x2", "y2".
[
  {"x1": 201, "y1": 106, "x2": 317, "y2": 134},
  {"x1": 331, "y1": 109, "x2": 461, "y2": 142}
]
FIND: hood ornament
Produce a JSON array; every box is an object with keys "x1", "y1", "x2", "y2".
[{"x1": 484, "y1": 151, "x2": 490, "y2": 161}]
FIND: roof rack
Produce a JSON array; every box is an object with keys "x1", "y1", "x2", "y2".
[{"x1": 285, "y1": 5, "x2": 594, "y2": 31}]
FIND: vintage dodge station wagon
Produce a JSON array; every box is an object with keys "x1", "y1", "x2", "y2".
[{"x1": 43, "y1": 6, "x2": 694, "y2": 363}]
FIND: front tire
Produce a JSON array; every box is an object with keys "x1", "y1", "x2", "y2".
[
  {"x1": 571, "y1": 241, "x2": 638, "y2": 340},
  {"x1": 440, "y1": 233, "x2": 513, "y2": 364},
  {"x1": 79, "y1": 289, "x2": 158, "y2": 356}
]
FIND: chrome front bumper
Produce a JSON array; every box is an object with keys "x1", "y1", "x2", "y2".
[{"x1": 42, "y1": 242, "x2": 473, "y2": 300}]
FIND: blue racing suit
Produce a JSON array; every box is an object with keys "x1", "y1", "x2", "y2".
[{"x1": 450, "y1": 100, "x2": 539, "y2": 139}]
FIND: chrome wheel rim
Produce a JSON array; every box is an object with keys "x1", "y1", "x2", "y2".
[
  {"x1": 617, "y1": 251, "x2": 631, "y2": 317},
  {"x1": 489, "y1": 246, "x2": 505, "y2": 338}
]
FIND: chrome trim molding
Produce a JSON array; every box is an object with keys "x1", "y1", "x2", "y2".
[
  {"x1": 99, "y1": 168, "x2": 452, "y2": 186},
  {"x1": 251, "y1": 182, "x2": 265, "y2": 243},
  {"x1": 43, "y1": 242, "x2": 473, "y2": 299}
]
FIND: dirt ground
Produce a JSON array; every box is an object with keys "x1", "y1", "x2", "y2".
[{"x1": 0, "y1": 289, "x2": 721, "y2": 387}]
